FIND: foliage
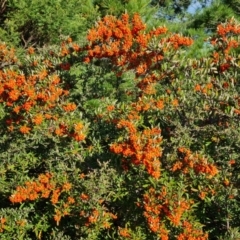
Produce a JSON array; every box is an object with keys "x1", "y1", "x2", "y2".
[
  {"x1": 153, "y1": 0, "x2": 240, "y2": 58},
  {"x1": 188, "y1": 0, "x2": 240, "y2": 33},
  {"x1": 94, "y1": 0, "x2": 158, "y2": 19},
  {"x1": 0, "y1": 12, "x2": 240, "y2": 240},
  {"x1": 0, "y1": 0, "x2": 99, "y2": 48},
  {"x1": 0, "y1": 0, "x2": 160, "y2": 49}
]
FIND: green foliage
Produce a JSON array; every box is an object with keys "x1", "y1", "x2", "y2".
[
  {"x1": 0, "y1": 8, "x2": 240, "y2": 240},
  {"x1": 0, "y1": 0, "x2": 99, "y2": 47},
  {"x1": 94, "y1": 0, "x2": 157, "y2": 16},
  {"x1": 222, "y1": 0, "x2": 240, "y2": 15},
  {"x1": 188, "y1": 0, "x2": 240, "y2": 32},
  {"x1": 154, "y1": 0, "x2": 239, "y2": 59}
]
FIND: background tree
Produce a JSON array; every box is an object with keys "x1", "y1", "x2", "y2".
[
  {"x1": 188, "y1": 0, "x2": 240, "y2": 32},
  {"x1": 0, "y1": 0, "x2": 161, "y2": 49},
  {"x1": 0, "y1": 0, "x2": 99, "y2": 48}
]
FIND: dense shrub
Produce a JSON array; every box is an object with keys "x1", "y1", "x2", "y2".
[
  {"x1": 0, "y1": 0, "x2": 99, "y2": 47},
  {"x1": 0, "y1": 13, "x2": 239, "y2": 239}
]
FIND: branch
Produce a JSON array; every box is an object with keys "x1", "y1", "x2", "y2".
[
  {"x1": 0, "y1": 0, "x2": 7, "y2": 14},
  {"x1": 0, "y1": 62, "x2": 17, "y2": 69},
  {"x1": 21, "y1": 33, "x2": 34, "y2": 49}
]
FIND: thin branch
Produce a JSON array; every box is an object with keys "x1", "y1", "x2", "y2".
[
  {"x1": 0, "y1": 0, "x2": 7, "y2": 14},
  {"x1": 21, "y1": 33, "x2": 34, "y2": 49}
]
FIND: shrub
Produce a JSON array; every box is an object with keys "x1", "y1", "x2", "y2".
[{"x1": 0, "y1": 13, "x2": 239, "y2": 239}]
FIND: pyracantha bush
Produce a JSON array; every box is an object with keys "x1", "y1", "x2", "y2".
[{"x1": 0, "y1": 14, "x2": 240, "y2": 239}]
